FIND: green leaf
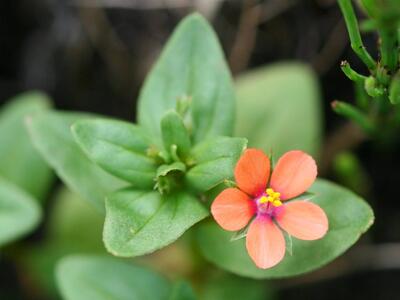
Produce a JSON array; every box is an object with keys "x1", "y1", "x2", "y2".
[
  {"x1": 168, "y1": 280, "x2": 197, "y2": 300},
  {"x1": 20, "y1": 187, "x2": 105, "y2": 297},
  {"x1": 0, "y1": 91, "x2": 53, "y2": 202},
  {"x1": 161, "y1": 111, "x2": 191, "y2": 160},
  {"x1": 186, "y1": 137, "x2": 247, "y2": 192},
  {"x1": 235, "y1": 63, "x2": 322, "y2": 158},
  {"x1": 202, "y1": 273, "x2": 275, "y2": 300},
  {"x1": 27, "y1": 111, "x2": 126, "y2": 212},
  {"x1": 0, "y1": 177, "x2": 41, "y2": 247},
  {"x1": 138, "y1": 13, "x2": 235, "y2": 144},
  {"x1": 196, "y1": 179, "x2": 374, "y2": 279},
  {"x1": 56, "y1": 255, "x2": 171, "y2": 300},
  {"x1": 72, "y1": 118, "x2": 157, "y2": 188},
  {"x1": 104, "y1": 189, "x2": 208, "y2": 257}
]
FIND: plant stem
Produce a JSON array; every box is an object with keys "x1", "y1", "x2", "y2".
[
  {"x1": 338, "y1": 0, "x2": 376, "y2": 71},
  {"x1": 341, "y1": 60, "x2": 368, "y2": 82},
  {"x1": 379, "y1": 28, "x2": 398, "y2": 73},
  {"x1": 332, "y1": 100, "x2": 376, "y2": 134}
]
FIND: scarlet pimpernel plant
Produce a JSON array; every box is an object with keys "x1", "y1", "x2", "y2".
[{"x1": 17, "y1": 11, "x2": 375, "y2": 299}]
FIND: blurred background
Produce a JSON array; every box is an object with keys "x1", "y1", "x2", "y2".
[{"x1": 1, "y1": 0, "x2": 399, "y2": 299}]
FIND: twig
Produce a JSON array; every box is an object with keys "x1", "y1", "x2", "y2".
[
  {"x1": 229, "y1": 0, "x2": 262, "y2": 75},
  {"x1": 78, "y1": 6, "x2": 133, "y2": 93},
  {"x1": 312, "y1": 20, "x2": 348, "y2": 74},
  {"x1": 320, "y1": 121, "x2": 367, "y2": 174}
]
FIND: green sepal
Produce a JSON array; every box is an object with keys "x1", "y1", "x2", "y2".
[
  {"x1": 155, "y1": 162, "x2": 186, "y2": 194},
  {"x1": 161, "y1": 110, "x2": 191, "y2": 161}
]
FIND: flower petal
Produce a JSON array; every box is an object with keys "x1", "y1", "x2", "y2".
[
  {"x1": 276, "y1": 201, "x2": 328, "y2": 240},
  {"x1": 246, "y1": 217, "x2": 285, "y2": 269},
  {"x1": 211, "y1": 188, "x2": 255, "y2": 231},
  {"x1": 270, "y1": 150, "x2": 317, "y2": 200},
  {"x1": 234, "y1": 149, "x2": 270, "y2": 197}
]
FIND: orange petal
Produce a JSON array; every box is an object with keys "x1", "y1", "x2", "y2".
[
  {"x1": 276, "y1": 201, "x2": 328, "y2": 240},
  {"x1": 211, "y1": 188, "x2": 255, "y2": 231},
  {"x1": 246, "y1": 217, "x2": 285, "y2": 269},
  {"x1": 234, "y1": 149, "x2": 270, "y2": 197},
  {"x1": 270, "y1": 150, "x2": 317, "y2": 200}
]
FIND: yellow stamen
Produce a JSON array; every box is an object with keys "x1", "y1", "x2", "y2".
[
  {"x1": 265, "y1": 188, "x2": 281, "y2": 207},
  {"x1": 273, "y1": 200, "x2": 282, "y2": 207}
]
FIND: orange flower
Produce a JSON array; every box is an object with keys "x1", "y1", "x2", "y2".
[{"x1": 211, "y1": 149, "x2": 328, "y2": 269}]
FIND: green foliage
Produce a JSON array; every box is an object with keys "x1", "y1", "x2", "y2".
[
  {"x1": 104, "y1": 189, "x2": 208, "y2": 257},
  {"x1": 234, "y1": 63, "x2": 321, "y2": 157},
  {"x1": 196, "y1": 179, "x2": 374, "y2": 278},
  {"x1": 389, "y1": 70, "x2": 400, "y2": 104},
  {"x1": 138, "y1": 14, "x2": 235, "y2": 144},
  {"x1": 202, "y1": 273, "x2": 275, "y2": 300},
  {"x1": 56, "y1": 255, "x2": 171, "y2": 300},
  {"x1": 337, "y1": 0, "x2": 400, "y2": 137},
  {"x1": 0, "y1": 177, "x2": 41, "y2": 247},
  {"x1": 186, "y1": 137, "x2": 247, "y2": 192},
  {"x1": 27, "y1": 111, "x2": 126, "y2": 212},
  {"x1": 0, "y1": 91, "x2": 53, "y2": 202},
  {"x1": 59, "y1": 14, "x2": 238, "y2": 258},
  {"x1": 20, "y1": 188, "x2": 105, "y2": 297},
  {"x1": 361, "y1": 0, "x2": 400, "y2": 26},
  {"x1": 72, "y1": 119, "x2": 156, "y2": 188},
  {"x1": 168, "y1": 280, "x2": 197, "y2": 300}
]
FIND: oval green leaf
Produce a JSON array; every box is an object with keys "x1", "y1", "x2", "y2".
[
  {"x1": 27, "y1": 111, "x2": 126, "y2": 212},
  {"x1": 186, "y1": 137, "x2": 247, "y2": 192},
  {"x1": 0, "y1": 177, "x2": 41, "y2": 247},
  {"x1": 0, "y1": 91, "x2": 54, "y2": 202},
  {"x1": 56, "y1": 255, "x2": 171, "y2": 300},
  {"x1": 72, "y1": 118, "x2": 157, "y2": 188},
  {"x1": 20, "y1": 187, "x2": 105, "y2": 296},
  {"x1": 138, "y1": 13, "x2": 235, "y2": 144},
  {"x1": 196, "y1": 179, "x2": 374, "y2": 278},
  {"x1": 104, "y1": 189, "x2": 208, "y2": 257},
  {"x1": 235, "y1": 63, "x2": 322, "y2": 157}
]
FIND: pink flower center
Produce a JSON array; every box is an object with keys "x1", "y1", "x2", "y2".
[{"x1": 254, "y1": 188, "x2": 284, "y2": 218}]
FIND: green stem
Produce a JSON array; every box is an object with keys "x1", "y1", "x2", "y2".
[
  {"x1": 379, "y1": 28, "x2": 398, "y2": 73},
  {"x1": 332, "y1": 100, "x2": 376, "y2": 134},
  {"x1": 355, "y1": 80, "x2": 370, "y2": 109},
  {"x1": 341, "y1": 60, "x2": 368, "y2": 82},
  {"x1": 338, "y1": 0, "x2": 376, "y2": 71}
]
